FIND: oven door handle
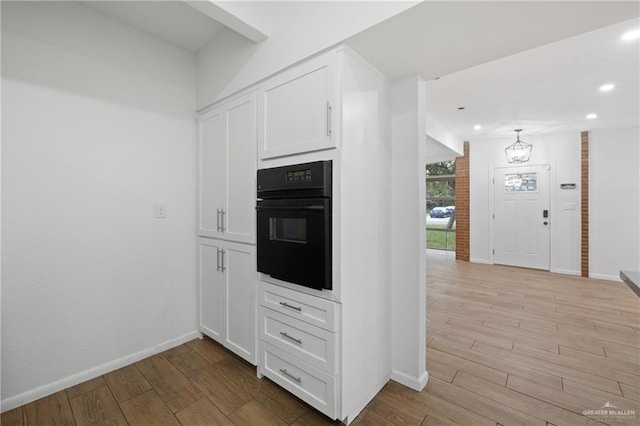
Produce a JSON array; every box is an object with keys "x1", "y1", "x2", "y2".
[{"x1": 256, "y1": 205, "x2": 325, "y2": 211}]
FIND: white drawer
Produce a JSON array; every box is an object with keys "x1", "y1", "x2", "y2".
[
  {"x1": 259, "y1": 342, "x2": 337, "y2": 419},
  {"x1": 260, "y1": 307, "x2": 336, "y2": 373},
  {"x1": 258, "y1": 281, "x2": 338, "y2": 331}
]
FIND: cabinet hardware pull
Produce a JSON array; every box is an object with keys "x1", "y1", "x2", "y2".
[
  {"x1": 326, "y1": 102, "x2": 332, "y2": 137},
  {"x1": 216, "y1": 248, "x2": 221, "y2": 272},
  {"x1": 279, "y1": 331, "x2": 302, "y2": 344},
  {"x1": 220, "y1": 249, "x2": 226, "y2": 272},
  {"x1": 220, "y1": 209, "x2": 226, "y2": 232},
  {"x1": 279, "y1": 302, "x2": 302, "y2": 312},
  {"x1": 279, "y1": 368, "x2": 302, "y2": 384},
  {"x1": 216, "y1": 209, "x2": 221, "y2": 232}
]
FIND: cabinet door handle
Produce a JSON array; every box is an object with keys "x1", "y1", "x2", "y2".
[
  {"x1": 220, "y1": 249, "x2": 226, "y2": 272},
  {"x1": 279, "y1": 302, "x2": 302, "y2": 312},
  {"x1": 279, "y1": 331, "x2": 302, "y2": 345},
  {"x1": 220, "y1": 209, "x2": 226, "y2": 232},
  {"x1": 326, "y1": 102, "x2": 332, "y2": 137},
  {"x1": 216, "y1": 248, "x2": 221, "y2": 272},
  {"x1": 216, "y1": 209, "x2": 221, "y2": 232},
  {"x1": 279, "y1": 368, "x2": 302, "y2": 384}
]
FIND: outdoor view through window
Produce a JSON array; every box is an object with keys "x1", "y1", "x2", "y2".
[{"x1": 426, "y1": 161, "x2": 456, "y2": 251}]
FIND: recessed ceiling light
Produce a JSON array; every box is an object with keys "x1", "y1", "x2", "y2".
[
  {"x1": 586, "y1": 113, "x2": 598, "y2": 119},
  {"x1": 621, "y1": 29, "x2": 640, "y2": 41},
  {"x1": 599, "y1": 83, "x2": 615, "y2": 92},
  {"x1": 473, "y1": 125, "x2": 482, "y2": 130}
]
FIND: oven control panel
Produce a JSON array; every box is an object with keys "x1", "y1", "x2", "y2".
[
  {"x1": 286, "y1": 169, "x2": 312, "y2": 183},
  {"x1": 257, "y1": 160, "x2": 332, "y2": 198}
]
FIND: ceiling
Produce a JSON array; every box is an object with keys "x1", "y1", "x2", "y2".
[
  {"x1": 347, "y1": 1, "x2": 640, "y2": 142},
  {"x1": 422, "y1": 19, "x2": 639, "y2": 142},
  {"x1": 79, "y1": 1, "x2": 639, "y2": 143}
]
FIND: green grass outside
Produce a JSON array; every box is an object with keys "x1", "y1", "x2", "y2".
[{"x1": 426, "y1": 224, "x2": 456, "y2": 251}]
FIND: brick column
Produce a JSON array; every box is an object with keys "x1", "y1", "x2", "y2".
[
  {"x1": 581, "y1": 131, "x2": 589, "y2": 277},
  {"x1": 455, "y1": 142, "x2": 470, "y2": 261}
]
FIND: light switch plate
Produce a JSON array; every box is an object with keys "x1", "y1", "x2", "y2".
[{"x1": 155, "y1": 203, "x2": 167, "y2": 218}]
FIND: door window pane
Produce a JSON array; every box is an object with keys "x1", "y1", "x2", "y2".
[{"x1": 505, "y1": 173, "x2": 537, "y2": 193}]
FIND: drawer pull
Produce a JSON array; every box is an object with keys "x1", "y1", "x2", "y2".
[
  {"x1": 279, "y1": 368, "x2": 302, "y2": 384},
  {"x1": 280, "y1": 331, "x2": 302, "y2": 345},
  {"x1": 279, "y1": 302, "x2": 302, "y2": 312}
]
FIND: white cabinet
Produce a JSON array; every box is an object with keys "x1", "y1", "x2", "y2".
[
  {"x1": 257, "y1": 281, "x2": 339, "y2": 419},
  {"x1": 198, "y1": 90, "x2": 257, "y2": 244},
  {"x1": 259, "y1": 53, "x2": 338, "y2": 159},
  {"x1": 198, "y1": 238, "x2": 256, "y2": 364}
]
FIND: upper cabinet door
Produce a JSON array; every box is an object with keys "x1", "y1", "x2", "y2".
[
  {"x1": 224, "y1": 91, "x2": 257, "y2": 244},
  {"x1": 198, "y1": 108, "x2": 225, "y2": 238},
  {"x1": 197, "y1": 90, "x2": 257, "y2": 244},
  {"x1": 260, "y1": 53, "x2": 338, "y2": 159}
]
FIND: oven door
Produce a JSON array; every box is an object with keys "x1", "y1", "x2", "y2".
[{"x1": 256, "y1": 198, "x2": 331, "y2": 290}]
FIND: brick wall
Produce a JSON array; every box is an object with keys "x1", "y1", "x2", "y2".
[
  {"x1": 581, "y1": 131, "x2": 589, "y2": 277},
  {"x1": 455, "y1": 142, "x2": 470, "y2": 261}
]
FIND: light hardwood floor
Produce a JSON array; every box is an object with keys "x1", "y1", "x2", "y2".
[{"x1": 2, "y1": 252, "x2": 639, "y2": 425}]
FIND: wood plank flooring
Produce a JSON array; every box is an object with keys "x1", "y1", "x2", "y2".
[{"x1": 3, "y1": 251, "x2": 639, "y2": 425}]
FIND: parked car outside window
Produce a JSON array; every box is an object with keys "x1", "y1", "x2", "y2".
[
  {"x1": 445, "y1": 206, "x2": 456, "y2": 216},
  {"x1": 430, "y1": 207, "x2": 449, "y2": 218}
]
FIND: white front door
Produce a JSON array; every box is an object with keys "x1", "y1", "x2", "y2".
[{"x1": 493, "y1": 165, "x2": 550, "y2": 270}]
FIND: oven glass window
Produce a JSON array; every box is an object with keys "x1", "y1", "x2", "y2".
[{"x1": 269, "y1": 217, "x2": 307, "y2": 244}]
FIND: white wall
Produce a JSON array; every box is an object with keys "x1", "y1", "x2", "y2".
[
  {"x1": 425, "y1": 113, "x2": 464, "y2": 161},
  {"x1": 196, "y1": 1, "x2": 418, "y2": 108},
  {"x1": 390, "y1": 76, "x2": 427, "y2": 391},
  {"x1": 590, "y1": 126, "x2": 640, "y2": 280},
  {"x1": 469, "y1": 131, "x2": 582, "y2": 275},
  {"x1": 1, "y1": 1, "x2": 197, "y2": 409}
]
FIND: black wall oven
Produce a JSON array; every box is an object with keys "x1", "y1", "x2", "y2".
[{"x1": 256, "y1": 161, "x2": 332, "y2": 290}]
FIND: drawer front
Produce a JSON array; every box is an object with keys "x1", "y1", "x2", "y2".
[
  {"x1": 258, "y1": 281, "x2": 337, "y2": 331},
  {"x1": 260, "y1": 342, "x2": 336, "y2": 419},
  {"x1": 260, "y1": 307, "x2": 335, "y2": 373}
]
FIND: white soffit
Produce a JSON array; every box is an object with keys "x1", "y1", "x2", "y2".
[{"x1": 80, "y1": 1, "x2": 225, "y2": 52}]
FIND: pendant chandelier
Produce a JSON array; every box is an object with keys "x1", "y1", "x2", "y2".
[{"x1": 505, "y1": 129, "x2": 532, "y2": 163}]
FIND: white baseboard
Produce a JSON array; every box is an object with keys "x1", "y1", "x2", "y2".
[
  {"x1": 551, "y1": 268, "x2": 580, "y2": 276},
  {"x1": 470, "y1": 258, "x2": 491, "y2": 264},
  {"x1": 1, "y1": 330, "x2": 200, "y2": 413},
  {"x1": 390, "y1": 369, "x2": 428, "y2": 391},
  {"x1": 589, "y1": 273, "x2": 623, "y2": 282}
]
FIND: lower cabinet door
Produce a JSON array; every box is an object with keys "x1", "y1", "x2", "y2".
[
  {"x1": 198, "y1": 238, "x2": 256, "y2": 366},
  {"x1": 260, "y1": 341, "x2": 336, "y2": 419},
  {"x1": 224, "y1": 242, "x2": 256, "y2": 364},
  {"x1": 198, "y1": 239, "x2": 225, "y2": 341}
]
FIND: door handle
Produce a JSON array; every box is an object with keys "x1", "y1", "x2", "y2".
[
  {"x1": 220, "y1": 209, "x2": 226, "y2": 232},
  {"x1": 216, "y1": 248, "x2": 221, "y2": 272},
  {"x1": 216, "y1": 209, "x2": 221, "y2": 232},
  {"x1": 220, "y1": 249, "x2": 226, "y2": 272},
  {"x1": 326, "y1": 102, "x2": 332, "y2": 137}
]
